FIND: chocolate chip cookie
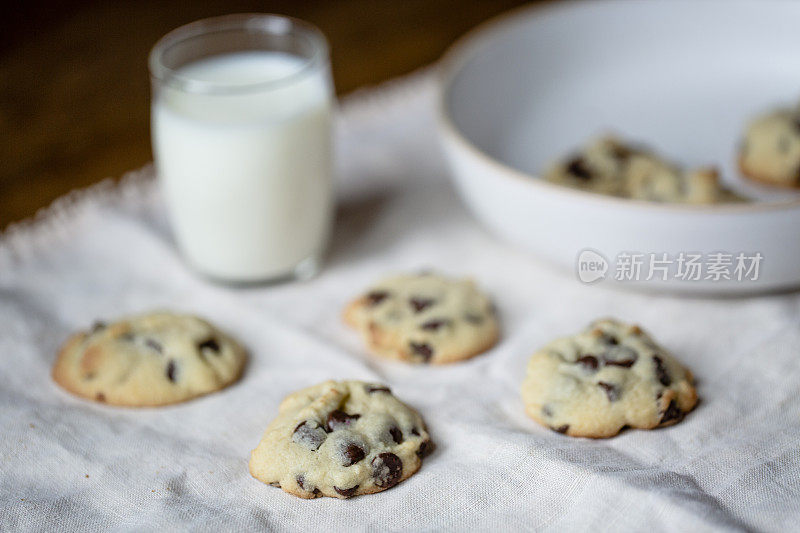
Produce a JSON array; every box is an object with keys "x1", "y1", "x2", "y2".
[
  {"x1": 52, "y1": 312, "x2": 246, "y2": 406},
  {"x1": 343, "y1": 272, "x2": 499, "y2": 364},
  {"x1": 739, "y1": 106, "x2": 800, "y2": 188},
  {"x1": 545, "y1": 136, "x2": 741, "y2": 203},
  {"x1": 249, "y1": 380, "x2": 431, "y2": 499},
  {"x1": 521, "y1": 318, "x2": 697, "y2": 438}
]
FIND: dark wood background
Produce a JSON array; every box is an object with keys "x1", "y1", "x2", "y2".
[{"x1": 0, "y1": 0, "x2": 546, "y2": 229}]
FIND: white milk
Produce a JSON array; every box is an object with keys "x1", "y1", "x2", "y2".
[{"x1": 152, "y1": 52, "x2": 333, "y2": 282}]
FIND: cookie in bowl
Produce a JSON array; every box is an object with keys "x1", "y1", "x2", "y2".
[
  {"x1": 521, "y1": 318, "x2": 697, "y2": 438},
  {"x1": 343, "y1": 272, "x2": 499, "y2": 364},
  {"x1": 545, "y1": 136, "x2": 742, "y2": 203},
  {"x1": 739, "y1": 105, "x2": 800, "y2": 188},
  {"x1": 249, "y1": 380, "x2": 431, "y2": 499},
  {"x1": 52, "y1": 312, "x2": 246, "y2": 406}
]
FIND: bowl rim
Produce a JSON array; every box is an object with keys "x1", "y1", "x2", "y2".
[{"x1": 436, "y1": 0, "x2": 800, "y2": 214}]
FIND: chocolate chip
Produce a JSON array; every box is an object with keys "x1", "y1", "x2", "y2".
[
  {"x1": 576, "y1": 355, "x2": 599, "y2": 371},
  {"x1": 653, "y1": 356, "x2": 671, "y2": 386},
  {"x1": 409, "y1": 342, "x2": 433, "y2": 363},
  {"x1": 334, "y1": 485, "x2": 359, "y2": 498},
  {"x1": 566, "y1": 156, "x2": 593, "y2": 180},
  {"x1": 411, "y1": 428, "x2": 420, "y2": 436},
  {"x1": 341, "y1": 443, "x2": 366, "y2": 466},
  {"x1": 409, "y1": 298, "x2": 435, "y2": 313},
  {"x1": 464, "y1": 313, "x2": 484, "y2": 325},
  {"x1": 552, "y1": 425, "x2": 569, "y2": 434},
  {"x1": 119, "y1": 332, "x2": 135, "y2": 342},
  {"x1": 604, "y1": 334, "x2": 619, "y2": 345},
  {"x1": 366, "y1": 385, "x2": 391, "y2": 394},
  {"x1": 198, "y1": 338, "x2": 220, "y2": 353},
  {"x1": 604, "y1": 358, "x2": 635, "y2": 368},
  {"x1": 609, "y1": 144, "x2": 632, "y2": 160},
  {"x1": 366, "y1": 291, "x2": 389, "y2": 306},
  {"x1": 659, "y1": 399, "x2": 684, "y2": 424},
  {"x1": 542, "y1": 405, "x2": 553, "y2": 417},
  {"x1": 598, "y1": 381, "x2": 620, "y2": 402},
  {"x1": 95, "y1": 392, "x2": 106, "y2": 402},
  {"x1": 420, "y1": 319, "x2": 449, "y2": 331},
  {"x1": 416, "y1": 440, "x2": 430, "y2": 458},
  {"x1": 295, "y1": 475, "x2": 320, "y2": 496},
  {"x1": 389, "y1": 426, "x2": 403, "y2": 444},
  {"x1": 326, "y1": 410, "x2": 361, "y2": 432},
  {"x1": 145, "y1": 339, "x2": 162, "y2": 353},
  {"x1": 372, "y1": 453, "x2": 403, "y2": 488},
  {"x1": 292, "y1": 421, "x2": 327, "y2": 451},
  {"x1": 90, "y1": 321, "x2": 107, "y2": 333},
  {"x1": 166, "y1": 360, "x2": 176, "y2": 382}
]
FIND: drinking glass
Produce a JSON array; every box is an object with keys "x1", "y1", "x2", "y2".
[{"x1": 149, "y1": 14, "x2": 334, "y2": 284}]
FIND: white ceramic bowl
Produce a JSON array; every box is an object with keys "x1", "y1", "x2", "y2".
[{"x1": 437, "y1": 0, "x2": 800, "y2": 294}]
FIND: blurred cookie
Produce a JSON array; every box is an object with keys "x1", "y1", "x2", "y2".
[
  {"x1": 249, "y1": 380, "x2": 431, "y2": 499},
  {"x1": 343, "y1": 272, "x2": 499, "y2": 364},
  {"x1": 546, "y1": 136, "x2": 741, "y2": 203},
  {"x1": 739, "y1": 106, "x2": 800, "y2": 188},
  {"x1": 53, "y1": 312, "x2": 246, "y2": 406},
  {"x1": 521, "y1": 318, "x2": 697, "y2": 438}
]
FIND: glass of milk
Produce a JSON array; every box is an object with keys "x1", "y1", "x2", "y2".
[{"x1": 149, "y1": 14, "x2": 333, "y2": 284}]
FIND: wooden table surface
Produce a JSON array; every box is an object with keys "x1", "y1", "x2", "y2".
[{"x1": 0, "y1": 0, "x2": 546, "y2": 230}]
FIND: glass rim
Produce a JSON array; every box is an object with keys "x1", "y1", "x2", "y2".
[{"x1": 148, "y1": 13, "x2": 329, "y2": 95}]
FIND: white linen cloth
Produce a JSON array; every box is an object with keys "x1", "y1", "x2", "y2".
[{"x1": 1, "y1": 69, "x2": 799, "y2": 533}]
